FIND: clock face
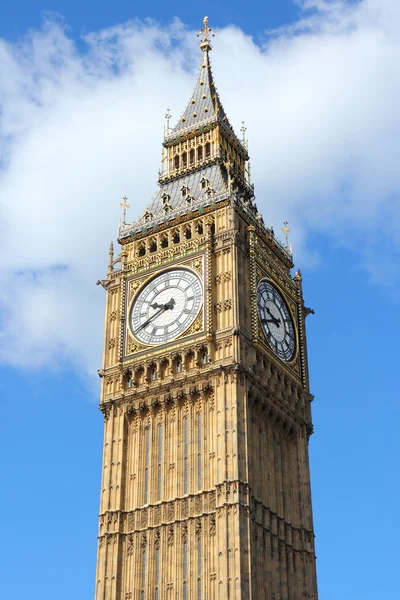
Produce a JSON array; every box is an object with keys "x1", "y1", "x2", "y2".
[
  {"x1": 130, "y1": 268, "x2": 203, "y2": 346},
  {"x1": 257, "y1": 280, "x2": 296, "y2": 362}
]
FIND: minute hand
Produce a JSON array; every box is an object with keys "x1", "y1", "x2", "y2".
[{"x1": 137, "y1": 307, "x2": 165, "y2": 332}]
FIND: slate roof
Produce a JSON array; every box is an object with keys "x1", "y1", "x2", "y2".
[
  {"x1": 120, "y1": 164, "x2": 229, "y2": 237},
  {"x1": 166, "y1": 45, "x2": 234, "y2": 141}
]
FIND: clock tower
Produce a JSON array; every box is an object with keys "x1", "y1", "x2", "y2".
[{"x1": 95, "y1": 17, "x2": 318, "y2": 600}]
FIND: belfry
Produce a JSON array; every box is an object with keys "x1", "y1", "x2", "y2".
[{"x1": 95, "y1": 16, "x2": 318, "y2": 599}]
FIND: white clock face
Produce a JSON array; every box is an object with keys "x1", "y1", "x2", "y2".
[
  {"x1": 257, "y1": 280, "x2": 296, "y2": 362},
  {"x1": 130, "y1": 268, "x2": 203, "y2": 345}
]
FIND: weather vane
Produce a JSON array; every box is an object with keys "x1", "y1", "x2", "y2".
[
  {"x1": 120, "y1": 195, "x2": 130, "y2": 224},
  {"x1": 198, "y1": 16, "x2": 214, "y2": 49}
]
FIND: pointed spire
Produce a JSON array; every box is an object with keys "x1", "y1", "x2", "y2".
[{"x1": 168, "y1": 16, "x2": 238, "y2": 142}]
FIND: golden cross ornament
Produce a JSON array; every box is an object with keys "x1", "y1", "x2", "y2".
[
  {"x1": 198, "y1": 16, "x2": 214, "y2": 44},
  {"x1": 120, "y1": 196, "x2": 130, "y2": 224}
]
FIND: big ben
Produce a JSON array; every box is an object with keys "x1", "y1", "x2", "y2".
[{"x1": 95, "y1": 16, "x2": 318, "y2": 600}]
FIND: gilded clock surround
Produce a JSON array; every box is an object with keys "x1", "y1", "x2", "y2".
[
  {"x1": 95, "y1": 17, "x2": 318, "y2": 600},
  {"x1": 125, "y1": 257, "x2": 206, "y2": 354},
  {"x1": 256, "y1": 275, "x2": 300, "y2": 366}
]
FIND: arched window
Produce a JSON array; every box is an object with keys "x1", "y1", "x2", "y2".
[
  {"x1": 205, "y1": 142, "x2": 211, "y2": 158},
  {"x1": 126, "y1": 371, "x2": 135, "y2": 388},
  {"x1": 199, "y1": 348, "x2": 209, "y2": 366},
  {"x1": 161, "y1": 235, "x2": 168, "y2": 248},
  {"x1": 173, "y1": 231, "x2": 180, "y2": 244},
  {"x1": 185, "y1": 227, "x2": 192, "y2": 240},
  {"x1": 189, "y1": 148, "x2": 195, "y2": 165},
  {"x1": 175, "y1": 355, "x2": 183, "y2": 373},
  {"x1": 197, "y1": 221, "x2": 204, "y2": 235},
  {"x1": 150, "y1": 365, "x2": 158, "y2": 381},
  {"x1": 138, "y1": 244, "x2": 146, "y2": 257},
  {"x1": 149, "y1": 240, "x2": 157, "y2": 253},
  {"x1": 174, "y1": 155, "x2": 179, "y2": 169},
  {"x1": 182, "y1": 152, "x2": 187, "y2": 168},
  {"x1": 197, "y1": 146, "x2": 203, "y2": 161}
]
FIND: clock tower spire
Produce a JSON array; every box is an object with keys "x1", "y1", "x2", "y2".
[{"x1": 95, "y1": 17, "x2": 318, "y2": 600}]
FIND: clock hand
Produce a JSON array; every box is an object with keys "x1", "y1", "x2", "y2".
[
  {"x1": 150, "y1": 301, "x2": 164, "y2": 310},
  {"x1": 265, "y1": 307, "x2": 281, "y2": 327},
  {"x1": 150, "y1": 298, "x2": 176, "y2": 310},
  {"x1": 164, "y1": 298, "x2": 175, "y2": 310},
  {"x1": 262, "y1": 318, "x2": 280, "y2": 326},
  {"x1": 137, "y1": 298, "x2": 176, "y2": 332},
  {"x1": 262, "y1": 316, "x2": 281, "y2": 328},
  {"x1": 137, "y1": 306, "x2": 165, "y2": 331}
]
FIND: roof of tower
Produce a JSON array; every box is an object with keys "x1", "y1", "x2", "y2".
[
  {"x1": 164, "y1": 16, "x2": 244, "y2": 152},
  {"x1": 118, "y1": 17, "x2": 292, "y2": 267},
  {"x1": 168, "y1": 41, "x2": 232, "y2": 138}
]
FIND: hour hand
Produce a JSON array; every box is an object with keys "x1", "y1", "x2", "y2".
[
  {"x1": 150, "y1": 298, "x2": 175, "y2": 311},
  {"x1": 262, "y1": 316, "x2": 280, "y2": 328},
  {"x1": 164, "y1": 298, "x2": 175, "y2": 310},
  {"x1": 150, "y1": 301, "x2": 164, "y2": 310}
]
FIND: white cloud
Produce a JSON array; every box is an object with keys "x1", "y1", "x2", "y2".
[{"x1": 0, "y1": 1, "x2": 399, "y2": 374}]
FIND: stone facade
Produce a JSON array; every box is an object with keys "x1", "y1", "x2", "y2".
[{"x1": 94, "y1": 17, "x2": 318, "y2": 600}]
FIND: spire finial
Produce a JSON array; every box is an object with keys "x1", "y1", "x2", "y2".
[
  {"x1": 241, "y1": 120, "x2": 248, "y2": 147},
  {"x1": 120, "y1": 195, "x2": 130, "y2": 224},
  {"x1": 165, "y1": 107, "x2": 171, "y2": 133},
  {"x1": 198, "y1": 16, "x2": 214, "y2": 52},
  {"x1": 281, "y1": 221, "x2": 293, "y2": 254}
]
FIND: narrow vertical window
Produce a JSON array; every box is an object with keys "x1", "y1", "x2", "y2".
[
  {"x1": 141, "y1": 548, "x2": 147, "y2": 600},
  {"x1": 183, "y1": 539, "x2": 188, "y2": 600},
  {"x1": 197, "y1": 537, "x2": 202, "y2": 600},
  {"x1": 157, "y1": 425, "x2": 162, "y2": 501},
  {"x1": 197, "y1": 414, "x2": 202, "y2": 491},
  {"x1": 155, "y1": 545, "x2": 160, "y2": 600},
  {"x1": 144, "y1": 428, "x2": 150, "y2": 504},
  {"x1": 184, "y1": 418, "x2": 189, "y2": 495}
]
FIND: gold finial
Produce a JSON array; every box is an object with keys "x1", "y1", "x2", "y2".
[
  {"x1": 120, "y1": 195, "x2": 130, "y2": 224},
  {"x1": 198, "y1": 16, "x2": 214, "y2": 51},
  {"x1": 165, "y1": 107, "x2": 171, "y2": 133},
  {"x1": 281, "y1": 221, "x2": 292, "y2": 251},
  {"x1": 241, "y1": 120, "x2": 247, "y2": 144}
]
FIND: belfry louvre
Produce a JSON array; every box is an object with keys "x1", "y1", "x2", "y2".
[{"x1": 95, "y1": 16, "x2": 318, "y2": 600}]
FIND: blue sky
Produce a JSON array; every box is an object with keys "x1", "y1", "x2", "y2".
[{"x1": 1, "y1": 1, "x2": 399, "y2": 598}]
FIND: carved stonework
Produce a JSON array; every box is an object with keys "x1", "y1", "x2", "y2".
[{"x1": 96, "y1": 27, "x2": 318, "y2": 600}]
